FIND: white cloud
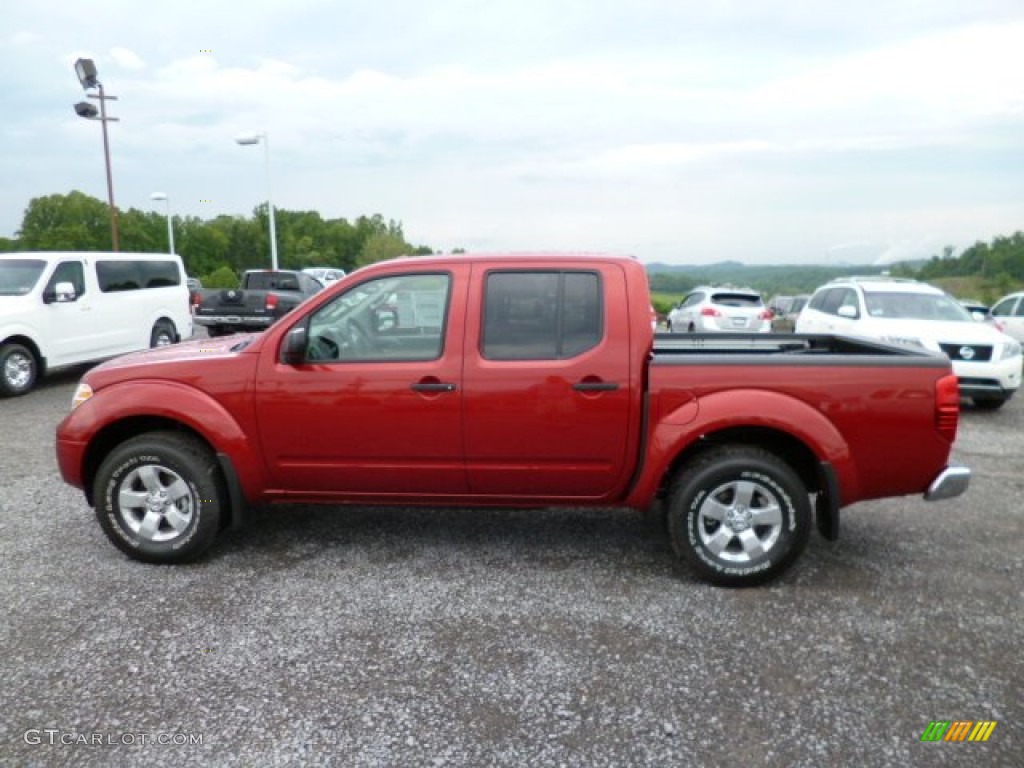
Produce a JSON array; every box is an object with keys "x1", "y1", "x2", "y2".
[
  {"x1": 1, "y1": 2, "x2": 1023, "y2": 264},
  {"x1": 109, "y1": 47, "x2": 146, "y2": 71}
]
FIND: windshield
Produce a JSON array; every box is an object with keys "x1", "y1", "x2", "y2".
[
  {"x1": 0, "y1": 259, "x2": 47, "y2": 296},
  {"x1": 864, "y1": 291, "x2": 973, "y2": 322}
]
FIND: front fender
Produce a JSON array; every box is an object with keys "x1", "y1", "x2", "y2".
[
  {"x1": 56, "y1": 380, "x2": 267, "y2": 503},
  {"x1": 626, "y1": 388, "x2": 860, "y2": 508}
]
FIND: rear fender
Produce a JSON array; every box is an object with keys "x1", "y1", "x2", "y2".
[{"x1": 627, "y1": 388, "x2": 859, "y2": 510}]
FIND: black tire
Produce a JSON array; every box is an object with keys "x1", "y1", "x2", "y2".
[
  {"x1": 666, "y1": 445, "x2": 811, "y2": 587},
  {"x1": 93, "y1": 432, "x2": 224, "y2": 563},
  {"x1": 206, "y1": 327, "x2": 226, "y2": 338},
  {"x1": 972, "y1": 397, "x2": 1007, "y2": 411},
  {"x1": 0, "y1": 342, "x2": 38, "y2": 397},
  {"x1": 150, "y1": 320, "x2": 176, "y2": 348}
]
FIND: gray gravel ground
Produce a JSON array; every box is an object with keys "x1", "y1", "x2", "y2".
[{"x1": 1, "y1": 363, "x2": 1021, "y2": 767}]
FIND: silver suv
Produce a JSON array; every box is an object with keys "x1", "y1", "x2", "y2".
[{"x1": 667, "y1": 286, "x2": 771, "y2": 333}]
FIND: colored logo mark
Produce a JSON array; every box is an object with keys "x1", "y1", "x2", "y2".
[{"x1": 920, "y1": 720, "x2": 997, "y2": 742}]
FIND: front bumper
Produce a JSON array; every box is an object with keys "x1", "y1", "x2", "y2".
[{"x1": 924, "y1": 465, "x2": 971, "y2": 501}]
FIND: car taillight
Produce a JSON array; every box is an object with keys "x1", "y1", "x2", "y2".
[
  {"x1": 935, "y1": 374, "x2": 960, "y2": 442},
  {"x1": 265, "y1": 294, "x2": 279, "y2": 311},
  {"x1": 701, "y1": 307, "x2": 721, "y2": 317},
  {"x1": 759, "y1": 310, "x2": 773, "y2": 320}
]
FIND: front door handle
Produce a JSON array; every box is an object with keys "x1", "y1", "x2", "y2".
[
  {"x1": 573, "y1": 381, "x2": 619, "y2": 392},
  {"x1": 411, "y1": 382, "x2": 457, "y2": 393}
]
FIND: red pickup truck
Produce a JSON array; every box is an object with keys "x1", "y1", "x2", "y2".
[{"x1": 56, "y1": 254, "x2": 969, "y2": 586}]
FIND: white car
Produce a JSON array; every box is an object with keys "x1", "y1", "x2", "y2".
[
  {"x1": 796, "y1": 277, "x2": 1022, "y2": 409},
  {"x1": 990, "y1": 291, "x2": 1024, "y2": 342},
  {"x1": 302, "y1": 267, "x2": 346, "y2": 285},
  {"x1": 0, "y1": 251, "x2": 193, "y2": 396},
  {"x1": 667, "y1": 286, "x2": 771, "y2": 333}
]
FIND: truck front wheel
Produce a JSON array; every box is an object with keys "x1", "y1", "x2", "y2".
[
  {"x1": 93, "y1": 432, "x2": 224, "y2": 563},
  {"x1": 667, "y1": 446, "x2": 811, "y2": 587}
]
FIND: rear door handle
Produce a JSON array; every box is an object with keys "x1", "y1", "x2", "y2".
[
  {"x1": 411, "y1": 382, "x2": 457, "y2": 393},
  {"x1": 573, "y1": 381, "x2": 619, "y2": 392}
]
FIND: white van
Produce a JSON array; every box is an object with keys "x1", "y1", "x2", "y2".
[{"x1": 0, "y1": 251, "x2": 193, "y2": 396}]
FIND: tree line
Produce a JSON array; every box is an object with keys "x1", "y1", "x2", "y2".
[{"x1": 0, "y1": 191, "x2": 437, "y2": 286}]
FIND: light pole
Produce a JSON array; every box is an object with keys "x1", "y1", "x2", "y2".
[
  {"x1": 235, "y1": 132, "x2": 279, "y2": 271},
  {"x1": 150, "y1": 192, "x2": 175, "y2": 254},
  {"x1": 73, "y1": 58, "x2": 120, "y2": 251}
]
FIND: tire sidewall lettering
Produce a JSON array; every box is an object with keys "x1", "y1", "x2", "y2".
[
  {"x1": 102, "y1": 453, "x2": 199, "y2": 551},
  {"x1": 687, "y1": 466, "x2": 796, "y2": 576}
]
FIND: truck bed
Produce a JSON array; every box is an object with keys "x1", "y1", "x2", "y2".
[{"x1": 652, "y1": 332, "x2": 946, "y2": 363}]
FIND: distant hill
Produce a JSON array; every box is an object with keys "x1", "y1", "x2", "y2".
[{"x1": 644, "y1": 261, "x2": 900, "y2": 297}]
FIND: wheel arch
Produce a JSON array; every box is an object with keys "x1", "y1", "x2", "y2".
[
  {"x1": 630, "y1": 388, "x2": 859, "y2": 516},
  {"x1": 151, "y1": 316, "x2": 180, "y2": 343}
]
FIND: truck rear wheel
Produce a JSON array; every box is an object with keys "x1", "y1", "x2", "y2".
[
  {"x1": 93, "y1": 432, "x2": 224, "y2": 563},
  {"x1": 667, "y1": 446, "x2": 811, "y2": 587}
]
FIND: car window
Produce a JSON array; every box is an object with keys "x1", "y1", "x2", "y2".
[
  {"x1": 991, "y1": 298, "x2": 1015, "y2": 317},
  {"x1": 482, "y1": 270, "x2": 602, "y2": 360},
  {"x1": 46, "y1": 260, "x2": 86, "y2": 297},
  {"x1": 681, "y1": 292, "x2": 704, "y2": 308},
  {"x1": 864, "y1": 291, "x2": 971, "y2": 321},
  {"x1": 305, "y1": 273, "x2": 451, "y2": 362},
  {"x1": 819, "y1": 288, "x2": 848, "y2": 315},
  {"x1": 710, "y1": 292, "x2": 762, "y2": 307}
]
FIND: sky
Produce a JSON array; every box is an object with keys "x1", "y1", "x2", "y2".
[{"x1": 1, "y1": 0, "x2": 1023, "y2": 265}]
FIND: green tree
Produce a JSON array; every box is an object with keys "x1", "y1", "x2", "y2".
[
  {"x1": 18, "y1": 191, "x2": 112, "y2": 250},
  {"x1": 359, "y1": 231, "x2": 410, "y2": 266},
  {"x1": 202, "y1": 265, "x2": 239, "y2": 289}
]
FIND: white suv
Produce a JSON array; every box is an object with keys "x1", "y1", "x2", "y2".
[{"x1": 796, "y1": 276, "x2": 1021, "y2": 409}]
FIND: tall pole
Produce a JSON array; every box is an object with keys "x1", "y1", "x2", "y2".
[
  {"x1": 96, "y1": 82, "x2": 119, "y2": 251},
  {"x1": 263, "y1": 134, "x2": 279, "y2": 271},
  {"x1": 152, "y1": 193, "x2": 175, "y2": 254},
  {"x1": 236, "y1": 132, "x2": 279, "y2": 270}
]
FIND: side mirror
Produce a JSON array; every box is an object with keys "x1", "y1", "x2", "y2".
[
  {"x1": 970, "y1": 310, "x2": 986, "y2": 322},
  {"x1": 281, "y1": 325, "x2": 308, "y2": 365},
  {"x1": 837, "y1": 305, "x2": 858, "y2": 319},
  {"x1": 374, "y1": 307, "x2": 397, "y2": 333},
  {"x1": 43, "y1": 281, "x2": 77, "y2": 304}
]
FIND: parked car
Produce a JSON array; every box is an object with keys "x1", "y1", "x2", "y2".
[
  {"x1": 57, "y1": 253, "x2": 970, "y2": 587},
  {"x1": 989, "y1": 292, "x2": 1024, "y2": 342},
  {"x1": 667, "y1": 286, "x2": 771, "y2": 333},
  {"x1": 796, "y1": 276, "x2": 1022, "y2": 409},
  {"x1": 0, "y1": 251, "x2": 192, "y2": 396},
  {"x1": 768, "y1": 294, "x2": 810, "y2": 332},
  {"x1": 302, "y1": 267, "x2": 346, "y2": 285}
]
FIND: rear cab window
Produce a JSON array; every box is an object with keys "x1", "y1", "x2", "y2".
[{"x1": 482, "y1": 271, "x2": 603, "y2": 360}]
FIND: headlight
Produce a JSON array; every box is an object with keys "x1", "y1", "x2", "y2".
[
  {"x1": 999, "y1": 339, "x2": 1022, "y2": 361},
  {"x1": 70, "y1": 382, "x2": 93, "y2": 410}
]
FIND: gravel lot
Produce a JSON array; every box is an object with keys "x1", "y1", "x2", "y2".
[{"x1": 1, "y1": 361, "x2": 1021, "y2": 767}]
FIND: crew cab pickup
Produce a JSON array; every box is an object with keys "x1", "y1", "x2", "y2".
[
  {"x1": 56, "y1": 254, "x2": 970, "y2": 586},
  {"x1": 193, "y1": 269, "x2": 324, "y2": 336}
]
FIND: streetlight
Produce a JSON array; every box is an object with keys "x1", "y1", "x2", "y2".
[
  {"x1": 235, "y1": 132, "x2": 279, "y2": 271},
  {"x1": 73, "y1": 57, "x2": 120, "y2": 251},
  {"x1": 150, "y1": 193, "x2": 175, "y2": 254}
]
